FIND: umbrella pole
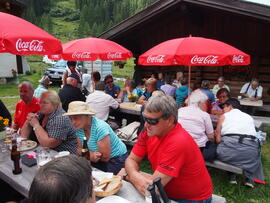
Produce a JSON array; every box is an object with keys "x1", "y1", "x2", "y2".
[
  {"x1": 91, "y1": 61, "x2": 94, "y2": 73},
  {"x1": 188, "y1": 65, "x2": 191, "y2": 95}
]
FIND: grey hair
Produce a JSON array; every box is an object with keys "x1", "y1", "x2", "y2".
[
  {"x1": 28, "y1": 155, "x2": 93, "y2": 203},
  {"x1": 177, "y1": 72, "x2": 183, "y2": 77},
  {"x1": 145, "y1": 94, "x2": 178, "y2": 123},
  {"x1": 95, "y1": 81, "x2": 105, "y2": 91},
  {"x1": 251, "y1": 78, "x2": 259, "y2": 84},
  {"x1": 218, "y1": 76, "x2": 225, "y2": 82},
  {"x1": 189, "y1": 89, "x2": 208, "y2": 106},
  {"x1": 41, "y1": 90, "x2": 61, "y2": 108},
  {"x1": 19, "y1": 81, "x2": 34, "y2": 91},
  {"x1": 201, "y1": 80, "x2": 210, "y2": 89}
]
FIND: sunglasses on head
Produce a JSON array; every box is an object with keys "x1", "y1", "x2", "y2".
[{"x1": 143, "y1": 114, "x2": 164, "y2": 125}]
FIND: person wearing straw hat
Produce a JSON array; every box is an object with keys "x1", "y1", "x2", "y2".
[
  {"x1": 34, "y1": 75, "x2": 51, "y2": 99},
  {"x1": 64, "y1": 101, "x2": 127, "y2": 174}
]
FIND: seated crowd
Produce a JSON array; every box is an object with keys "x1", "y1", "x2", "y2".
[{"x1": 1, "y1": 63, "x2": 266, "y2": 203}]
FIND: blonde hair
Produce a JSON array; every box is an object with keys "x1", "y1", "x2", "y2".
[{"x1": 41, "y1": 90, "x2": 61, "y2": 108}]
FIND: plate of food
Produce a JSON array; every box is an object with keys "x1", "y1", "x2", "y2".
[
  {"x1": 9, "y1": 140, "x2": 38, "y2": 152},
  {"x1": 94, "y1": 175, "x2": 122, "y2": 197}
]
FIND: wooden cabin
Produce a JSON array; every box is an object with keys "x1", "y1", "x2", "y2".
[{"x1": 100, "y1": 0, "x2": 270, "y2": 102}]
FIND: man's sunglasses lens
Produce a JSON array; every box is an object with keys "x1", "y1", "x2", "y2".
[{"x1": 144, "y1": 117, "x2": 159, "y2": 125}]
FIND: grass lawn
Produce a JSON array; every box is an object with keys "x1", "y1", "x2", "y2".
[{"x1": 0, "y1": 61, "x2": 269, "y2": 203}]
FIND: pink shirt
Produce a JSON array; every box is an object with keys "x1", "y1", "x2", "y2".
[{"x1": 178, "y1": 105, "x2": 214, "y2": 147}]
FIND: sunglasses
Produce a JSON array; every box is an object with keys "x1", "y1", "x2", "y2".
[
  {"x1": 106, "y1": 80, "x2": 113, "y2": 84},
  {"x1": 143, "y1": 114, "x2": 164, "y2": 125}
]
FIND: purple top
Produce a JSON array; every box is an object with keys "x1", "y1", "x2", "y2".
[{"x1": 160, "y1": 84, "x2": 176, "y2": 97}]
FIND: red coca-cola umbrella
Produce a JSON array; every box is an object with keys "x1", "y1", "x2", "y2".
[
  {"x1": 49, "y1": 37, "x2": 133, "y2": 61},
  {"x1": 139, "y1": 36, "x2": 250, "y2": 91},
  {"x1": 0, "y1": 12, "x2": 62, "y2": 55}
]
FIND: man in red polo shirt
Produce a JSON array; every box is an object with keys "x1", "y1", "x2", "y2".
[
  {"x1": 125, "y1": 95, "x2": 212, "y2": 202},
  {"x1": 13, "y1": 82, "x2": 40, "y2": 131}
]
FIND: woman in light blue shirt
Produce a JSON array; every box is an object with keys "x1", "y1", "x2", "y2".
[{"x1": 65, "y1": 101, "x2": 127, "y2": 174}]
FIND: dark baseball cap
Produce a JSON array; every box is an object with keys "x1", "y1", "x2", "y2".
[
  {"x1": 219, "y1": 98, "x2": 241, "y2": 110},
  {"x1": 68, "y1": 74, "x2": 81, "y2": 83}
]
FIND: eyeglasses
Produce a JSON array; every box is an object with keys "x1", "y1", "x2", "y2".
[
  {"x1": 143, "y1": 114, "x2": 164, "y2": 125},
  {"x1": 106, "y1": 80, "x2": 113, "y2": 84}
]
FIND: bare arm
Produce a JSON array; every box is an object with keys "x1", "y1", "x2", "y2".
[
  {"x1": 62, "y1": 72, "x2": 68, "y2": 86},
  {"x1": 98, "y1": 135, "x2": 111, "y2": 162},
  {"x1": 28, "y1": 116, "x2": 62, "y2": 148},
  {"x1": 125, "y1": 152, "x2": 152, "y2": 195},
  {"x1": 215, "y1": 115, "x2": 225, "y2": 144},
  {"x1": 20, "y1": 120, "x2": 32, "y2": 139},
  {"x1": 137, "y1": 95, "x2": 147, "y2": 105}
]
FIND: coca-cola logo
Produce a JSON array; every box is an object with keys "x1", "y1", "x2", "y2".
[
  {"x1": 16, "y1": 39, "x2": 44, "y2": 52},
  {"x1": 191, "y1": 55, "x2": 218, "y2": 65},
  {"x1": 107, "y1": 52, "x2": 122, "y2": 59},
  {"x1": 146, "y1": 55, "x2": 165, "y2": 63},
  {"x1": 232, "y1": 55, "x2": 244, "y2": 63},
  {"x1": 72, "y1": 52, "x2": 91, "y2": 59}
]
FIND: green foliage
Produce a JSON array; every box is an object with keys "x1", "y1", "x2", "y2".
[{"x1": 25, "y1": 71, "x2": 32, "y2": 75}]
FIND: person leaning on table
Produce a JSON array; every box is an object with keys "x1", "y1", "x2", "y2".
[
  {"x1": 124, "y1": 94, "x2": 212, "y2": 203},
  {"x1": 20, "y1": 90, "x2": 77, "y2": 154},
  {"x1": 64, "y1": 101, "x2": 128, "y2": 175},
  {"x1": 240, "y1": 78, "x2": 263, "y2": 101},
  {"x1": 27, "y1": 155, "x2": 95, "y2": 203}
]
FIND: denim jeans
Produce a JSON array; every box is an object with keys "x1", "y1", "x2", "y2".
[{"x1": 173, "y1": 197, "x2": 212, "y2": 203}]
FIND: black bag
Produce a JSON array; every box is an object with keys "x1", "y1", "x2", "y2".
[{"x1": 202, "y1": 141, "x2": 217, "y2": 162}]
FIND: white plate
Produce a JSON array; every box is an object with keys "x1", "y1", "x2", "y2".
[{"x1": 96, "y1": 195, "x2": 131, "y2": 203}]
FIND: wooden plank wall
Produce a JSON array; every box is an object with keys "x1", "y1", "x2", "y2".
[{"x1": 115, "y1": 3, "x2": 270, "y2": 102}]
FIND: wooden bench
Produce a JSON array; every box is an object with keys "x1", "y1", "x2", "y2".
[{"x1": 205, "y1": 160, "x2": 243, "y2": 174}]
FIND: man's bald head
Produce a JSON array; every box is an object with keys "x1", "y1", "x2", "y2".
[{"x1": 67, "y1": 77, "x2": 78, "y2": 87}]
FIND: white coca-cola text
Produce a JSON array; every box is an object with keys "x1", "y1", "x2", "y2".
[
  {"x1": 72, "y1": 52, "x2": 91, "y2": 59},
  {"x1": 191, "y1": 55, "x2": 219, "y2": 64},
  {"x1": 16, "y1": 39, "x2": 44, "y2": 52},
  {"x1": 232, "y1": 55, "x2": 244, "y2": 63},
  {"x1": 107, "y1": 52, "x2": 122, "y2": 59},
  {"x1": 146, "y1": 55, "x2": 165, "y2": 63}
]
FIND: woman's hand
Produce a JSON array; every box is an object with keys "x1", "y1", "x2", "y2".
[
  {"x1": 26, "y1": 113, "x2": 39, "y2": 127},
  {"x1": 90, "y1": 151, "x2": 102, "y2": 162}
]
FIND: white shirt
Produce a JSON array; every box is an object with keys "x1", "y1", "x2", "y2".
[
  {"x1": 221, "y1": 109, "x2": 256, "y2": 136},
  {"x1": 82, "y1": 73, "x2": 91, "y2": 92},
  {"x1": 240, "y1": 82, "x2": 263, "y2": 98},
  {"x1": 86, "y1": 90, "x2": 119, "y2": 121}
]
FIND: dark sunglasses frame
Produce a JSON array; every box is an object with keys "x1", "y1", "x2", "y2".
[
  {"x1": 106, "y1": 80, "x2": 113, "y2": 84},
  {"x1": 143, "y1": 114, "x2": 164, "y2": 125}
]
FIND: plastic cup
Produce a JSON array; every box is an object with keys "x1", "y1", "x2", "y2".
[
  {"x1": 238, "y1": 96, "x2": 242, "y2": 100},
  {"x1": 36, "y1": 148, "x2": 52, "y2": 168}
]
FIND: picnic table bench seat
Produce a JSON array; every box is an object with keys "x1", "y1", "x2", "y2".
[{"x1": 205, "y1": 160, "x2": 243, "y2": 174}]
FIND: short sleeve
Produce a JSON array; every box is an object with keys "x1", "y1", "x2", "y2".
[
  {"x1": 132, "y1": 132, "x2": 148, "y2": 158},
  {"x1": 95, "y1": 122, "x2": 111, "y2": 142},
  {"x1": 204, "y1": 113, "x2": 214, "y2": 135},
  {"x1": 240, "y1": 83, "x2": 248, "y2": 93},
  {"x1": 257, "y1": 86, "x2": 263, "y2": 97},
  {"x1": 47, "y1": 116, "x2": 75, "y2": 141},
  {"x1": 156, "y1": 141, "x2": 185, "y2": 177}
]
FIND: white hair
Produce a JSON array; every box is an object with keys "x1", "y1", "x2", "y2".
[{"x1": 189, "y1": 89, "x2": 208, "y2": 106}]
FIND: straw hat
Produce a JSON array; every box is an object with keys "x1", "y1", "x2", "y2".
[{"x1": 64, "y1": 101, "x2": 96, "y2": 116}]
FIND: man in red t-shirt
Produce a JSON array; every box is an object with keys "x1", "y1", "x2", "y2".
[
  {"x1": 13, "y1": 82, "x2": 40, "y2": 131},
  {"x1": 125, "y1": 95, "x2": 212, "y2": 202}
]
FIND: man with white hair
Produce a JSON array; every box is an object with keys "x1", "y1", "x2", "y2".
[
  {"x1": 178, "y1": 89, "x2": 214, "y2": 150},
  {"x1": 172, "y1": 71, "x2": 183, "y2": 88},
  {"x1": 240, "y1": 78, "x2": 263, "y2": 101},
  {"x1": 125, "y1": 95, "x2": 212, "y2": 202},
  {"x1": 59, "y1": 74, "x2": 85, "y2": 111}
]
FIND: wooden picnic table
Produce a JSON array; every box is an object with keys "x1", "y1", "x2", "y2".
[
  {"x1": 239, "y1": 98, "x2": 263, "y2": 107},
  {"x1": 119, "y1": 102, "x2": 142, "y2": 116},
  {"x1": 0, "y1": 140, "x2": 145, "y2": 202}
]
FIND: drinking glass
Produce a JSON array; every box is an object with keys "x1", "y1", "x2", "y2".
[{"x1": 36, "y1": 148, "x2": 52, "y2": 168}]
